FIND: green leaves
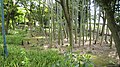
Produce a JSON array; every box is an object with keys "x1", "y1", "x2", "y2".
[
  {"x1": 4, "y1": 0, "x2": 8, "y2": 4},
  {"x1": 53, "y1": 52, "x2": 95, "y2": 67},
  {"x1": 0, "y1": 45, "x2": 63, "y2": 67},
  {"x1": 0, "y1": 43, "x2": 95, "y2": 67},
  {"x1": 83, "y1": 63, "x2": 94, "y2": 67}
]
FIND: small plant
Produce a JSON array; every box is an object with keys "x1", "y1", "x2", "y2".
[{"x1": 53, "y1": 52, "x2": 94, "y2": 67}]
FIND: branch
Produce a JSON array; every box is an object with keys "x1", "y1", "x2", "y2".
[
  {"x1": 55, "y1": 0, "x2": 61, "y2": 4},
  {"x1": 15, "y1": 0, "x2": 19, "y2": 5}
]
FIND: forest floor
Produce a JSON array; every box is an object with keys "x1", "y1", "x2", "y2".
[
  {"x1": 20, "y1": 30, "x2": 120, "y2": 67},
  {"x1": 22, "y1": 39, "x2": 119, "y2": 66}
]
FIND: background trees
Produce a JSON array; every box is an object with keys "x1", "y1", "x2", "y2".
[{"x1": 0, "y1": 0, "x2": 120, "y2": 66}]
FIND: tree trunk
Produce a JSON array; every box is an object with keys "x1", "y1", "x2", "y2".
[
  {"x1": 100, "y1": 11, "x2": 106, "y2": 46},
  {"x1": 109, "y1": 34, "x2": 113, "y2": 49},
  {"x1": 12, "y1": 19, "x2": 15, "y2": 30},
  {"x1": 106, "y1": 9, "x2": 120, "y2": 58},
  {"x1": 60, "y1": 0, "x2": 73, "y2": 51},
  {"x1": 6, "y1": 19, "x2": 10, "y2": 34},
  {"x1": 93, "y1": 1, "x2": 97, "y2": 40},
  {"x1": 94, "y1": 7, "x2": 101, "y2": 44},
  {"x1": 89, "y1": 0, "x2": 92, "y2": 46},
  {"x1": 100, "y1": 11, "x2": 106, "y2": 36}
]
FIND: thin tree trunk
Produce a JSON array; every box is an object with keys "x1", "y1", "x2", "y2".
[
  {"x1": 12, "y1": 19, "x2": 15, "y2": 30},
  {"x1": 50, "y1": 1, "x2": 53, "y2": 47},
  {"x1": 82, "y1": 0, "x2": 85, "y2": 46},
  {"x1": 100, "y1": 11, "x2": 106, "y2": 46},
  {"x1": 6, "y1": 18, "x2": 10, "y2": 34},
  {"x1": 79, "y1": 0, "x2": 84, "y2": 46},
  {"x1": 94, "y1": 7, "x2": 101, "y2": 44},
  {"x1": 58, "y1": 23, "x2": 61, "y2": 45},
  {"x1": 105, "y1": 24, "x2": 109, "y2": 44},
  {"x1": 61, "y1": 23, "x2": 64, "y2": 45},
  {"x1": 89, "y1": 0, "x2": 92, "y2": 46},
  {"x1": 100, "y1": 11, "x2": 106, "y2": 36},
  {"x1": 93, "y1": 1, "x2": 97, "y2": 40},
  {"x1": 109, "y1": 34, "x2": 113, "y2": 49},
  {"x1": 85, "y1": 0, "x2": 89, "y2": 42},
  {"x1": 74, "y1": 2, "x2": 78, "y2": 44}
]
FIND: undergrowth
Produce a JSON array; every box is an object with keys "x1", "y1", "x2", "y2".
[
  {"x1": 0, "y1": 29, "x2": 26, "y2": 45},
  {"x1": 0, "y1": 45, "x2": 94, "y2": 67},
  {"x1": 0, "y1": 35, "x2": 23, "y2": 45}
]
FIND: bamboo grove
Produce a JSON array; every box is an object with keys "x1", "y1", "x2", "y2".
[
  {"x1": 45, "y1": 0, "x2": 120, "y2": 57},
  {"x1": 1, "y1": 0, "x2": 120, "y2": 60},
  {"x1": 45, "y1": 0, "x2": 113, "y2": 50}
]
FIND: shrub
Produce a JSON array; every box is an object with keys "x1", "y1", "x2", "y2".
[{"x1": 53, "y1": 52, "x2": 94, "y2": 67}]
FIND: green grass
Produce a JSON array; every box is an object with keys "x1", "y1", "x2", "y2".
[
  {"x1": 0, "y1": 45, "x2": 64, "y2": 67},
  {"x1": 0, "y1": 29, "x2": 26, "y2": 45},
  {"x1": 0, "y1": 44, "x2": 94, "y2": 67},
  {"x1": 92, "y1": 55, "x2": 117, "y2": 67},
  {"x1": 0, "y1": 35, "x2": 24, "y2": 45}
]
